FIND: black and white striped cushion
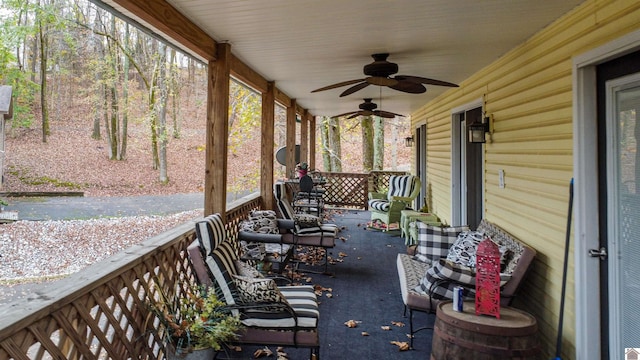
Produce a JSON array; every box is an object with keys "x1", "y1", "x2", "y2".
[
  {"x1": 195, "y1": 213, "x2": 226, "y2": 256},
  {"x1": 368, "y1": 199, "x2": 391, "y2": 212},
  {"x1": 206, "y1": 241, "x2": 239, "y2": 306},
  {"x1": 388, "y1": 175, "x2": 414, "y2": 199},
  {"x1": 274, "y1": 182, "x2": 296, "y2": 219},
  {"x1": 241, "y1": 285, "x2": 319, "y2": 329}
]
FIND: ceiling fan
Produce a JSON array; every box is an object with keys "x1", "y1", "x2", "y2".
[
  {"x1": 331, "y1": 99, "x2": 404, "y2": 119},
  {"x1": 311, "y1": 53, "x2": 459, "y2": 97}
]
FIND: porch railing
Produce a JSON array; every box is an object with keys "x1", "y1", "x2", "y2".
[
  {"x1": 0, "y1": 171, "x2": 405, "y2": 359},
  {"x1": 0, "y1": 194, "x2": 262, "y2": 360},
  {"x1": 319, "y1": 171, "x2": 406, "y2": 209}
]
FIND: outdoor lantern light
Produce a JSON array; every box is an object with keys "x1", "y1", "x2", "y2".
[
  {"x1": 468, "y1": 117, "x2": 490, "y2": 143},
  {"x1": 475, "y1": 237, "x2": 501, "y2": 319},
  {"x1": 404, "y1": 135, "x2": 414, "y2": 147}
]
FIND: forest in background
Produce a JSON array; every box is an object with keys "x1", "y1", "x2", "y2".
[{"x1": 0, "y1": 0, "x2": 410, "y2": 199}]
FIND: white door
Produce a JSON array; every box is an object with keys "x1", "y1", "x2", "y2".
[{"x1": 604, "y1": 73, "x2": 640, "y2": 359}]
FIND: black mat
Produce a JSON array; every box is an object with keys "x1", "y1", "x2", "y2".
[{"x1": 224, "y1": 210, "x2": 435, "y2": 359}]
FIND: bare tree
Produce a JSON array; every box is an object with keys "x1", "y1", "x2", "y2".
[
  {"x1": 373, "y1": 116, "x2": 384, "y2": 170},
  {"x1": 361, "y1": 115, "x2": 373, "y2": 171}
]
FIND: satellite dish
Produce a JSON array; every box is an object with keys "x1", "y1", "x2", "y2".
[{"x1": 275, "y1": 145, "x2": 300, "y2": 166}]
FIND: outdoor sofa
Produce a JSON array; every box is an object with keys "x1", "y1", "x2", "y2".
[{"x1": 396, "y1": 219, "x2": 536, "y2": 348}]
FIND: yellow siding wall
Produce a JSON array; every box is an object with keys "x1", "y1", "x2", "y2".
[{"x1": 411, "y1": 0, "x2": 640, "y2": 358}]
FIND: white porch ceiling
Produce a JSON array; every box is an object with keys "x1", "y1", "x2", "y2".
[{"x1": 105, "y1": 0, "x2": 584, "y2": 118}]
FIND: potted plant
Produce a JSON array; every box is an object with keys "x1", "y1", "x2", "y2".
[
  {"x1": 148, "y1": 284, "x2": 242, "y2": 359},
  {"x1": 296, "y1": 162, "x2": 309, "y2": 178}
]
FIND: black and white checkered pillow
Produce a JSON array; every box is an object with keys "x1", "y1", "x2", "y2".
[
  {"x1": 413, "y1": 223, "x2": 469, "y2": 263},
  {"x1": 414, "y1": 259, "x2": 476, "y2": 299}
]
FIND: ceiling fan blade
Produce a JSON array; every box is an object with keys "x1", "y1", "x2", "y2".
[
  {"x1": 340, "y1": 82, "x2": 370, "y2": 97},
  {"x1": 395, "y1": 75, "x2": 459, "y2": 87},
  {"x1": 375, "y1": 110, "x2": 405, "y2": 118},
  {"x1": 347, "y1": 112, "x2": 363, "y2": 119},
  {"x1": 331, "y1": 111, "x2": 358, "y2": 119},
  {"x1": 365, "y1": 76, "x2": 399, "y2": 87},
  {"x1": 311, "y1": 79, "x2": 366, "y2": 93},
  {"x1": 389, "y1": 80, "x2": 426, "y2": 94}
]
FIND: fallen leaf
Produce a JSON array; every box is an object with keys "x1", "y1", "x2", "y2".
[
  {"x1": 344, "y1": 320, "x2": 360, "y2": 328},
  {"x1": 381, "y1": 326, "x2": 391, "y2": 331},
  {"x1": 390, "y1": 341, "x2": 410, "y2": 351},
  {"x1": 230, "y1": 345, "x2": 242, "y2": 352},
  {"x1": 338, "y1": 252, "x2": 348, "y2": 257},
  {"x1": 392, "y1": 321, "x2": 405, "y2": 327},
  {"x1": 361, "y1": 331, "x2": 369, "y2": 336},
  {"x1": 326, "y1": 293, "x2": 333, "y2": 298},
  {"x1": 253, "y1": 346, "x2": 273, "y2": 358},
  {"x1": 276, "y1": 347, "x2": 288, "y2": 359}
]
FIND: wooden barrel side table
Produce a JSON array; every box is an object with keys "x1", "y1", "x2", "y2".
[{"x1": 431, "y1": 301, "x2": 541, "y2": 360}]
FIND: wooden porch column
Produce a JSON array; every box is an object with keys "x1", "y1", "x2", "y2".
[
  {"x1": 286, "y1": 99, "x2": 297, "y2": 178},
  {"x1": 300, "y1": 109, "x2": 309, "y2": 165},
  {"x1": 261, "y1": 81, "x2": 275, "y2": 210},
  {"x1": 204, "y1": 43, "x2": 231, "y2": 216},
  {"x1": 309, "y1": 114, "x2": 316, "y2": 171}
]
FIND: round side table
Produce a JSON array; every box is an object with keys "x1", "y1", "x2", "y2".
[{"x1": 431, "y1": 301, "x2": 540, "y2": 360}]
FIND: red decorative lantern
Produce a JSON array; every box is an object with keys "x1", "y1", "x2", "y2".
[{"x1": 475, "y1": 237, "x2": 501, "y2": 318}]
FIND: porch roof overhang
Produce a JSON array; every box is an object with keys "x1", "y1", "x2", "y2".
[{"x1": 99, "y1": 0, "x2": 584, "y2": 119}]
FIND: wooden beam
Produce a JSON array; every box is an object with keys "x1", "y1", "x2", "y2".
[
  {"x1": 230, "y1": 55, "x2": 268, "y2": 93},
  {"x1": 261, "y1": 82, "x2": 276, "y2": 210},
  {"x1": 109, "y1": 0, "x2": 217, "y2": 61},
  {"x1": 300, "y1": 109, "x2": 308, "y2": 165},
  {"x1": 309, "y1": 114, "x2": 316, "y2": 171},
  {"x1": 205, "y1": 43, "x2": 231, "y2": 216},
  {"x1": 286, "y1": 99, "x2": 297, "y2": 177},
  {"x1": 275, "y1": 88, "x2": 291, "y2": 108}
]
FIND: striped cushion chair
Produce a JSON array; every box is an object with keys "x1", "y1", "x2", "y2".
[
  {"x1": 368, "y1": 175, "x2": 421, "y2": 229},
  {"x1": 274, "y1": 182, "x2": 338, "y2": 237},
  {"x1": 187, "y1": 232, "x2": 320, "y2": 357}
]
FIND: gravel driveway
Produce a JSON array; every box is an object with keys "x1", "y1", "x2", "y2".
[{"x1": 0, "y1": 194, "x2": 205, "y2": 305}]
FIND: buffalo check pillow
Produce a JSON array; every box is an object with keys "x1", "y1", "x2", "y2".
[{"x1": 413, "y1": 222, "x2": 469, "y2": 264}]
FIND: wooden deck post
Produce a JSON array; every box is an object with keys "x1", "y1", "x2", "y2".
[
  {"x1": 309, "y1": 114, "x2": 316, "y2": 171},
  {"x1": 286, "y1": 99, "x2": 297, "y2": 178},
  {"x1": 300, "y1": 109, "x2": 309, "y2": 165},
  {"x1": 261, "y1": 81, "x2": 276, "y2": 210},
  {"x1": 205, "y1": 43, "x2": 231, "y2": 216}
]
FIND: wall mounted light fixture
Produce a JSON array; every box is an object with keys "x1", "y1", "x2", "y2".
[
  {"x1": 404, "y1": 135, "x2": 415, "y2": 147},
  {"x1": 468, "y1": 116, "x2": 490, "y2": 143}
]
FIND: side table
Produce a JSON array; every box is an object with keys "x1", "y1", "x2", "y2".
[
  {"x1": 399, "y1": 210, "x2": 439, "y2": 245},
  {"x1": 431, "y1": 301, "x2": 540, "y2": 360}
]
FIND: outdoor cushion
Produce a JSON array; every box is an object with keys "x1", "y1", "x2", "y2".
[
  {"x1": 415, "y1": 259, "x2": 476, "y2": 300},
  {"x1": 387, "y1": 175, "x2": 414, "y2": 200},
  {"x1": 234, "y1": 260, "x2": 263, "y2": 278},
  {"x1": 205, "y1": 241, "x2": 239, "y2": 306},
  {"x1": 232, "y1": 275, "x2": 289, "y2": 307},
  {"x1": 413, "y1": 224, "x2": 469, "y2": 263},
  {"x1": 248, "y1": 210, "x2": 280, "y2": 234},
  {"x1": 446, "y1": 230, "x2": 485, "y2": 268},
  {"x1": 239, "y1": 284, "x2": 320, "y2": 329},
  {"x1": 195, "y1": 213, "x2": 226, "y2": 256}
]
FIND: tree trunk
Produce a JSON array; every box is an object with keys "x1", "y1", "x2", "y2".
[
  {"x1": 157, "y1": 43, "x2": 169, "y2": 183},
  {"x1": 328, "y1": 117, "x2": 342, "y2": 172},
  {"x1": 119, "y1": 23, "x2": 130, "y2": 160},
  {"x1": 361, "y1": 115, "x2": 374, "y2": 171},
  {"x1": 149, "y1": 40, "x2": 160, "y2": 170},
  {"x1": 170, "y1": 48, "x2": 181, "y2": 139},
  {"x1": 373, "y1": 116, "x2": 385, "y2": 170},
  {"x1": 38, "y1": 14, "x2": 49, "y2": 143},
  {"x1": 320, "y1": 116, "x2": 332, "y2": 171}
]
